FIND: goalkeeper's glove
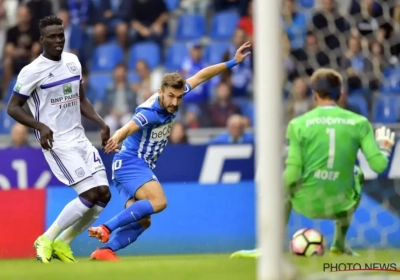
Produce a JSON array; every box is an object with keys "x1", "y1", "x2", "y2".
[{"x1": 375, "y1": 126, "x2": 395, "y2": 157}]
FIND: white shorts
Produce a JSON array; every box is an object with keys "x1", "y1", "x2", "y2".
[{"x1": 44, "y1": 139, "x2": 109, "y2": 194}]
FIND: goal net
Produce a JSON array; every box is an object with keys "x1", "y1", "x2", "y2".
[{"x1": 277, "y1": 0, "x2": 400, "y2": 279}]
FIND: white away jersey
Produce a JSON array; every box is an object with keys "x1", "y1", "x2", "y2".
[{"x1": 13, "y1": 52, "x2": 85, "y2": 146}]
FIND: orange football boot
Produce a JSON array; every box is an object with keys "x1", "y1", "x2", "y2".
[
  {"x1": 90, "y1": 248, "x2": 120, "y2": 261},
  {"x1": 88, "y1": 225, "x2": 110, "y2": 243}
]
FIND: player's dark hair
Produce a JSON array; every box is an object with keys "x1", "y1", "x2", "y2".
[
  {"x1": 39, "y1": 15, "x2": 63, "y2": 35},
  {"x1": 310, "y1": 68, "x2": 342, "y2": 101},
  {"x1": 161, "y1": 73, "x2": 186, "y2": 91}
]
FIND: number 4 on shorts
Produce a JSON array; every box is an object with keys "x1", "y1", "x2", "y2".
[{"x1": 93, "y1": 152, "x2": 102, "y2": 164}]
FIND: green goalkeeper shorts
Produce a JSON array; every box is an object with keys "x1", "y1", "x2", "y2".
[{"x1": 291, "y1": 166, "x2": 363, "y2": 219}]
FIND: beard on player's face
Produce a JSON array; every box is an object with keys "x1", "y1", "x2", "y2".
[{"x1": 161, "y1": 94, "x2": 178, "y2": 113}]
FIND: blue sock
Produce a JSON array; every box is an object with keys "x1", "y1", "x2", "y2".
[
  {"x1": 104, "y1": 200, "x2": 154, "y2": 232},
  {"x1": 101, "y1": 222, "x2": 145, "y2": 252}
]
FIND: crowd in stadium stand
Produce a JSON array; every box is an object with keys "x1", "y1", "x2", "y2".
[{"x1": 1, "y1": 0, "x2": 400, "y2": 142}]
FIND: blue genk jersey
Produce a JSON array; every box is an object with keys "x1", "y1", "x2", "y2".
[{"x1": 118, "y1": 84, "x2": 192, "y2": 169}]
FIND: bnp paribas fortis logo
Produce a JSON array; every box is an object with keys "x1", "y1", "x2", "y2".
[{"x1": 63, "y1": 83, "x2": 72, "y2": 95}]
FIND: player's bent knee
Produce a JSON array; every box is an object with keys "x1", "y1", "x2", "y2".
[
  {"x1": 150, "y1": 197, "x2": 167, "y2": 213},
  {"x1": 79, "y1": 187, "x2": 100, "y2": 204},
  {"x1": 97, "y1": 185, "x2": 111, "y2": 204},
  {"x1": 139, "y1": 216, "x2": 151, "y2": 229}
]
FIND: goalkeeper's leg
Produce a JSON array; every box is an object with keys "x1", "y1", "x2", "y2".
[{"x1": 330, "y1": 166, "x2": 363, "y2": 256}]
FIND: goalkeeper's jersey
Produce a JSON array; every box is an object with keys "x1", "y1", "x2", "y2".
[{"x1": 285, "y1": 106, "x2": 385, "y2": 216}]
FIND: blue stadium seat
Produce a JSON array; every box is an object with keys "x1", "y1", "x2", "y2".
[
  {"x1": 88, "y1": 72, "x2": 113, "y2": 101},
  {"x1": 207, "y1": 42, "x2": 231, "y2": 64},
  {"x1": 299, "y1": 0, "x2": 315, "y2": 8},
  {"x1": 373, "y1": 96, "x2": 400, "y2": 123},
  {"x1": 210, "y1": 11, "x2": 239, "y2": 40},
  {"x1": 91, "y1": 43, "x2": 124, "y2": 71},
  {"x1": 347, "y1": 95, "x2": 368, "y2": 118},
  {"x1": 165, "y1": 42, "x2": 189, "y2": 71},
  {"x1": 128, "y1": 42, "x2": 161, "y2": 70},
  {"x1": 380, "y1": 67, "x2": 400, "y2": 94},
  {"x1": 165, "y1": 0, "x2": 180, "y2": 11},
  {"x1": 175, "y1": 14, "x2": 206, "y2": 41},
  {"x1": 0, "y1": 109, "x2": 15, "y2": 134}
]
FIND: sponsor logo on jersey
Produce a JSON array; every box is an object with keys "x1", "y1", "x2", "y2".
[
  {"x1": 134, "y1": 113, "x2": 148, "y2": 126},
  {"x1": 63, "y1": 83, "x2": 73, "y2": 95},
  {"x1": 14, "y1": 82, "x2": 22, "y2": 92},
  {"x1": 66, "y1": 62, "x2": 79, "y2": 74},
  {"x1": 150, "y1": 123, "x2": 173, "y2": 141},
  {"x1": 75, "y1": 167, "x2": 85, "y2": 177}
]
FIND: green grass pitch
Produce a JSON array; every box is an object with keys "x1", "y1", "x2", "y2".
[{"x1": 0, "y1": 250, "x2": 398, "y2": 280}]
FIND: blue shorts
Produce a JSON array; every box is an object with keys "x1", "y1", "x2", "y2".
[{"x1": 112, "y1": 154, "x2": 157, "y2": 205}]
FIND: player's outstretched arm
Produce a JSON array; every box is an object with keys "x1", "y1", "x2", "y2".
[
  {"x1": 359, "y1": 122, "x2": 394, "y2": 174},
  {"x1": 186, "y1": 41, "x2": 251, "y2": 90},
  {"x1": 104, "y1": 121, "x2": 140, "y2": 154},
  {"x1": 7, "y1": 94, "x2": 53, "y2": 150},
  {"x1": 79, "y1": 84, "x2": 110, "y2": 147}
]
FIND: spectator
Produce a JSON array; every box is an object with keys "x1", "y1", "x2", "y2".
[
  {"x1": 291, "y1": 32, "x2": 331, "y2": 77},
  {"x1": 181, "y1": 43, "x2": 209, "y2": 106},
  {"x1": 57, "y1": 10, "x2": 83, "y2": 56},
  {"x1": 309, "y1": 0, "x2": 350, "y2": 50},
  {"x1": 209, "y1": 114, "x2": 254, "y2": 144},
  {"x1": 26, "y1": 0, "x2": 52, "y2": 30},
  {"x1": 10, "y1": 123, "x2": 29, "y2": 147},
  {"x1": 184, "y1": 104, "x2": 201, "y2": 129},
  {"x1": 92, "y1": 22, "x2": 108, "y2": 46},
  {"x1": 282, "y1": 0, "x2": 307, "y2": 49},
  {"x1": 132, "y1": 60, "x2": 163, "y2": 104},
  {"x1": 3, "y1": 5, "x2": 40, "y2": 98},
  {"x1": 286, "y1": 77, "x2": 313, "y2": 121},
  {"x1": 4, "y1": 0, "x2": 18, "y2": 28},
  {"x1": 102, "y1": 63, "x2": 138, "y2": 134},
  {"x1": 130, "y1": 0, "x2": 169, "y2": 47},
  {"x1": 0, "y1": 0, "x2": 7, "y2": 62},
  {"x1": 99, "y1": 0, "x2": 131, "y2": 49},
  {"x1": 209, "y1": 82, "x2": 241, "y2": 127},
  {"x1": 282, "y1": 32, "x2": 296, "y2": 81},
  {"x1": 389, "y1": 2, "x2": 400, "y2": 61},
  {"x1": 366, "y1": 41, "x2": 390, "y2": 90},
  {"x1": 238, "y1": 0, "x2": 253, "y2": 40},
  {"x1": 60, "y1": 0, "x2": 98, "y2": 27},
  {"x1": 223, "y1": 28, "x2": 253, "y2": 97},
  {"x1": 169, "y1": 122, "x2": 188, "y2": 144},
  {"x1": 340, "y1": 36, "x2": 370, "y2": 91},
  {"x1": 349, "y1": 0, "x2": 392, "y2": 41},
  {"x1": 181, "y1": 0, "x2": 210, "y2": 16}
]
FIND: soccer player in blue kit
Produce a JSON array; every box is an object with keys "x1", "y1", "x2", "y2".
[{"x1": 88, "y1": 41, "x2": 252, "y2": 261}]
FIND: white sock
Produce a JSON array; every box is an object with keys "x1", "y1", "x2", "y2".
[
  {"x1": 57, "y1": 205, "x2": 105, "y2": 244},
  {"x1": 44, "y1": 197, "x2": 93, "y2": 241}
]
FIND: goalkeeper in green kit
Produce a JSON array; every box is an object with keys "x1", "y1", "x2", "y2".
[{"x1": 231, "y1": 68, "x2": 395, "y2": 258}]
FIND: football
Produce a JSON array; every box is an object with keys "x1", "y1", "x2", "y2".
[{"x1": 290, "y1": 228, "x2": 326, "y2": 257}]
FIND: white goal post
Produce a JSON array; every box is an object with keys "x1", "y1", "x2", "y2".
[{"x1": 254, "y1": 0, "x2": 284, "y2": 279}]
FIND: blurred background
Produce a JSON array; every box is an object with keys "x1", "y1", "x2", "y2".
[
  {"x1": 1, "y1": 0, "x2": 400, "y2": 276},
  {"x1": 2, "y1": 0, "x2": 400, "y2": 147}
]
